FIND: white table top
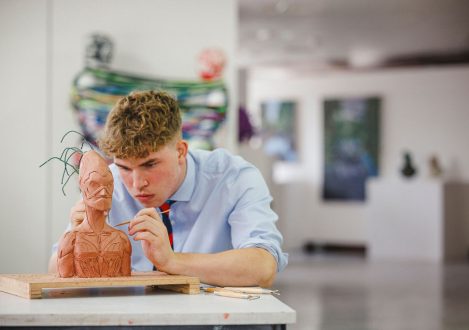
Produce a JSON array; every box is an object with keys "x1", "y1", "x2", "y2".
[{"x1": 0, "y1": 286, "x2": 296, "y2": 327}]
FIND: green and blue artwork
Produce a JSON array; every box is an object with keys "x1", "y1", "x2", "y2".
[{"x1": 323, "y1": 96, "x2": 380, "y2": 201}]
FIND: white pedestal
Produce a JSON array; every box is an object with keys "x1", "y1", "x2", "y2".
[{"x1": 367, "y1": 179, "x2": 469, "y2": 262}]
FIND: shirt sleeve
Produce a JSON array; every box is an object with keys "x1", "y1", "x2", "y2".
[{"x1": 227, "y1": 166, "x2": 289, "y2": 272}]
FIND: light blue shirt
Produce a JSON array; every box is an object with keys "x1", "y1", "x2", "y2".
[{"x1": 54, "y1": 148, "x2": 288, "y2": 272}]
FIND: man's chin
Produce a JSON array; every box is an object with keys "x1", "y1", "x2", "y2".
[
  {"x1": 135, "y1": 197, "x2": 158, "y2": 208},
  {"x1": 140, "y1": 201, "x2": 155, "y2": 208}
]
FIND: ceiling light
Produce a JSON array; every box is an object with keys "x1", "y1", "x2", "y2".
[{"x1": 349, "y1": 47, "x2": 384, "y2": 68}]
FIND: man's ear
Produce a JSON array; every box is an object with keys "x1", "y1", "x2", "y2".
[{"x1": 176, "y1": 139, "x2": 188, "y2": 160}]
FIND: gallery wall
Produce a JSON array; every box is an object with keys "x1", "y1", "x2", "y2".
[
  {"x1": 0, "y1": 0, "x2": 237, "y2": 272},
  {"x1": 247, "y1": 65, "x2": 469, "y2": 251},
  {"x1": 0, "y1": 0, "x2": 49, "y2": 273}
]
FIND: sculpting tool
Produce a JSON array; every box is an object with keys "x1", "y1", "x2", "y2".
[
  {"x1": 213, "y1": 290, "x2": 260, "y2": 300},
  {"x1": 202, "y1": 286, "x2": 279, "y2": 299},
  {"x1": 114, "y1": 209, "x2": 170, "y2": 227},
  {"x1": 223, "y1": 287, "x2": 280, "y2": 295}
]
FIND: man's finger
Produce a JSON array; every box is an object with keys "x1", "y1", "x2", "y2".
[
  {"x1": 133, "y1": 231, "x2": 160, "y2": 242},
  {"x1": 129, "y1": 213, "x2": 162, "y2": 229},
  {"x1": 135, "y1": 207, "x2": 159, "y2": 218},
  {"x1": 70, "y1": 199, "x2": 86, "y2": 229},
  {"x1": 129, "y1": 219, "x2": 166, "y2": 237}
]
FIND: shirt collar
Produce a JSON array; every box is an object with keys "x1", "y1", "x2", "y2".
[{"x1": 169, "y1": 150, "x2": 195, "y2": 202}]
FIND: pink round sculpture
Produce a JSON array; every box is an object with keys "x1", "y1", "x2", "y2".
[{"x1": 57, "y1": 150, "x2": 131, "y2": 277}]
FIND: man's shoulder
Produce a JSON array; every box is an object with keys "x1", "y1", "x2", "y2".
[{"x1": 190, "y1": 148, "x2": 253, "y2": 174}]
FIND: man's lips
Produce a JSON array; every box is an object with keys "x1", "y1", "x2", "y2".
[{"x1": 135, "y1": 194, "x2": 155, "y2": 202}]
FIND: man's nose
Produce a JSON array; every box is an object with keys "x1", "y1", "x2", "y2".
[{"x1": 133, "y1": 171, "x2": 148, "y2": 190}]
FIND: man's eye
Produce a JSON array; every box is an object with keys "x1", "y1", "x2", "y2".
[{"x1": 145, "y1": 162, "x2": 156, "y2": 168}]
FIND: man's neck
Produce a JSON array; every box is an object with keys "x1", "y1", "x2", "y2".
[{"x1": 173, "y1": 156, "x2": 188, "y2": 199}]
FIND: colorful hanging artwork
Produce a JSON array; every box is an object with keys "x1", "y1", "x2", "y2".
[
  {"x1": 71, "y1": 67, "x2": 228, "y2": 151},
  {"x1": 70, "y1": 35, "x2": 228, "y2": 152}
]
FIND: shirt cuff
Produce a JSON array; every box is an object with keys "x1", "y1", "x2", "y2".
[{"x1": 240, "y1": 242, "x2": 288, "y2": 273}]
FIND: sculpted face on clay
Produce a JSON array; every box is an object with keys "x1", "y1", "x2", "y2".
[
  {"x1": 57, "y1": 150, "x2": 132, "y2": 278},
  {"x1": 81, "y1": 169, "x2": 114, "y2": 211}
]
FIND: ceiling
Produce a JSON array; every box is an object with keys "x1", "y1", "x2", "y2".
[{"x1": 238, "y1": 0, "x2": 469, "y2": 68}]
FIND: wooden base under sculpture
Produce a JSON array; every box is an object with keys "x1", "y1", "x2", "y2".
[{"x1": 0, "y1": 272, "x2": 200, "y2": 299}]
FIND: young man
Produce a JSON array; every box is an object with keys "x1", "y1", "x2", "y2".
[{"x1": 49, "y1": 90, "x2": 287, "y2": 287}]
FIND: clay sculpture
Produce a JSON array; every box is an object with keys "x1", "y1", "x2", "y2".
[{"x1": 57, "y1": 150, "x2": 131, "y2": 277}]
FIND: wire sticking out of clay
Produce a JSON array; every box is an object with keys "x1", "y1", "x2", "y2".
[{"x1": 40, "y1": 130, "x2": 94, "y2": 195}]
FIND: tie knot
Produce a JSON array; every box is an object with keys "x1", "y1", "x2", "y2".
[{"x1": 159, "y1": 200, "x2": 175, "y2": 213}]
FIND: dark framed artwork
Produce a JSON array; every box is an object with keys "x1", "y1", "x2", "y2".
[
  {"x1": 323, "y1": 96, "x2": 380, "y2": 201},
  {"x1": 260, "y1": 100, "x2": 298, "y2": 162}
]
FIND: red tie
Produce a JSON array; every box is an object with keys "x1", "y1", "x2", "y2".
[
  {"x1": 153, "y1": 200, "x2": 175, "y2": 272},
  {"x1": 159, "y1": 200, "x2": 175, "y2": 250}
]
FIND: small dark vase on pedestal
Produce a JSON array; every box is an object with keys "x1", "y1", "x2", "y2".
[{"x1": 401, "y1": 152, "x2": 417, "y2": 178}]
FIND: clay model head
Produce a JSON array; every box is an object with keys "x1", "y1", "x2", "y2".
[{"x1": 79, "y1": 150, "x2": 113, "y2": 212}]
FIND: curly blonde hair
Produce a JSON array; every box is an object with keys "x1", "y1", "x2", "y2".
[{"x1": 99, "y1": 90, "x2": 181, "y2": 159}]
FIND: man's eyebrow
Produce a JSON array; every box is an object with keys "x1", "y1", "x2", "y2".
[
  {"x1": 114, "y1": 162, "x2": 130, "y2": 170},
  {"x1": 139, "y1": 158, "x2": 159, "y2": 166},
  {"x1": 114, "y1": 158, "x2": 159, "y2": 169}
]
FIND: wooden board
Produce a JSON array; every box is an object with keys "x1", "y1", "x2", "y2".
[{"x1": 0, "y1": 271, "x2": 200, "y2": 299}]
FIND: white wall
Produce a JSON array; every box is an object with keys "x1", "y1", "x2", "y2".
[
  {"x1": 0, "y1": 0, "x2": 49, "y2": 273},
  {"x1": 247, "y1": 65, "x2": 469, "y2": 251},
  {"x1": 0, "y1": 0, "x2": 237, "y2": 272}
]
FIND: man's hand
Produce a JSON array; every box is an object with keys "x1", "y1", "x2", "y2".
[
  {"x1": 128, "y1": 208, "x2": 174, "y2": 272},
  {"x1": 69, "y1": 199, "x2": 86, "y2": 229}
]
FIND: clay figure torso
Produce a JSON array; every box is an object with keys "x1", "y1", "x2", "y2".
[{"x1": 58, "y1": 223, "x2": 131, "y2": 277}]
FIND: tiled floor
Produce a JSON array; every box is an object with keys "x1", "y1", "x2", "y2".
[{"x1": 274, "y1": 252, "x2": 469, "y2": 330}]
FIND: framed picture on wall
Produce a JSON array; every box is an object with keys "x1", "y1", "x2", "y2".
[
  {"x1": 322, "y1": 96, "x2": 381, "y2": 201},
  {"x1": 260, "y1": 100, "x2": 298, "y2": 162}
]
